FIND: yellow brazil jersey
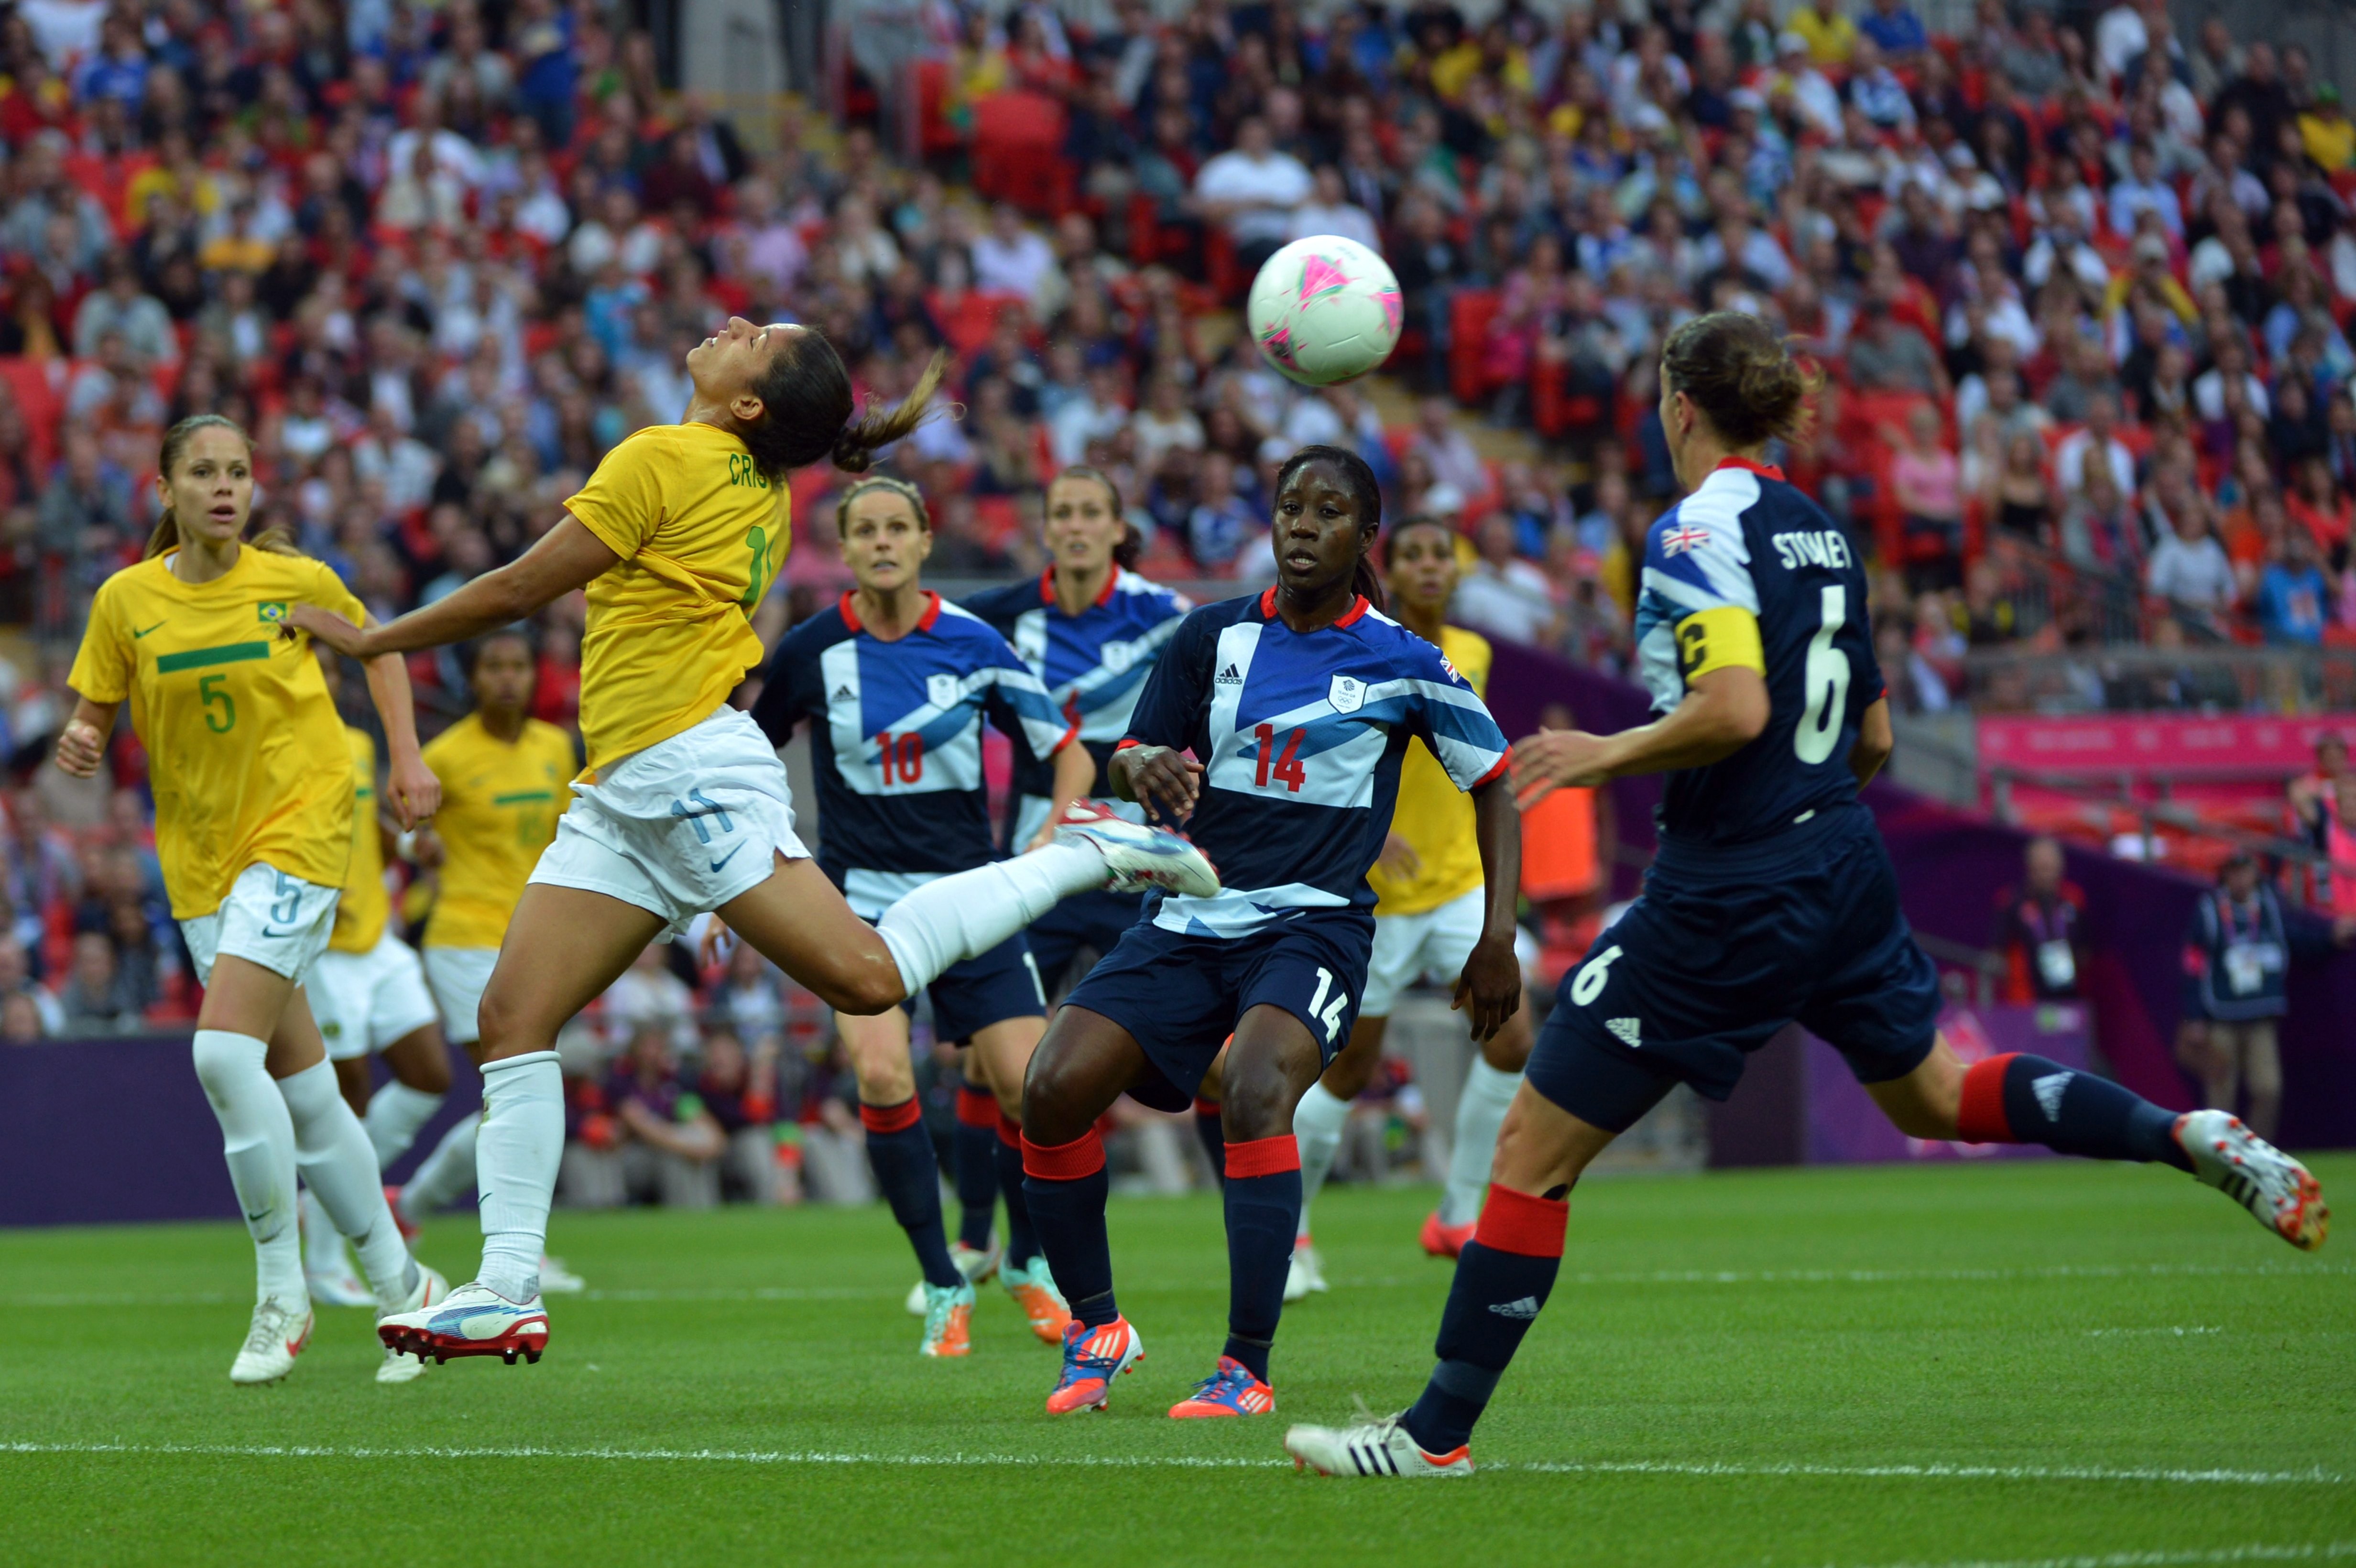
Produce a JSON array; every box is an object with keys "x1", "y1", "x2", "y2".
[
  {"x1": 328, "y1": 727, "x2": 390, "y2": 953},
  {"x1": 564, "y1": 421, "x2": 789, "y2": 776},
  {"x1": 420, "y1": 712, "x2": 576, "y2": 949},
  {"x1": 1369, "y1": 625, "x2": 1494, "y2": 917},
  {"x1": 67, "y1": 549, "x2": 364, "y2": 920}
]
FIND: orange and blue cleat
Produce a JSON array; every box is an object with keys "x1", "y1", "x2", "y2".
[
  {"x1": 1046, "y1": 1316, "x2": 1145, "y2": 1413},
  {"x1": 1167, "y1": 1356, "x2": 1275, "y2": 1418},
  {"x1": 1419, "y1": 1210, "x2": 1474, "y2": 1259}
]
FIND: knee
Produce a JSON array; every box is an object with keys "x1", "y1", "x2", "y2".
[
  {"x1": 1221, "y1": 1056, "x2": 1294, "y2": 1143},
  {"x1": 402, "y1": 1048, "x2": 454, "y2": 1097},
  {"x1": 1019, "y1": 1049, "x2": 1095, "y2": 1146},
  {"x1": 191, "y1": 1028, "x2": 263, "y2": 1095},
  {"x1": 1322, "y1": 1038, "x2": 1383, "y2": 1100}
]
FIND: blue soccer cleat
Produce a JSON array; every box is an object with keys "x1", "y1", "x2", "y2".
[
  {"x1": 1168, "y1": 1356, "x2": 1276, "y2": 1418},
  {"x1": 1045, "y1": 1316, "x2": 1145, "y2": 1414}
]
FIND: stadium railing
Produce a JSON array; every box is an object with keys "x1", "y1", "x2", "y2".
[{"x1": 1963, "y1": 646, "x2": 2356, "y2": 714}]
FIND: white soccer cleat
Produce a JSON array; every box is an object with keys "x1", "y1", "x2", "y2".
[
  {"x1": 1286, "y1": 1413, "x2": 1475, "y2": 1478},
  {"x1": 1283, "y1": 1240, "x2": 1328, "y2": 1302},
  {"x1": 2175, "y1": 1110, "x2": 2329, "y2": 1251},
  {"x1": 306, "y1": 1258, "x2": 375, "y2": 1309},
  {"x1": 1052, "y1": 799, "x2": 1220, "y2": 897},
  {"x1": 538, "y1": 1254, "x2": 586, "y2": 1294},
  {"x1": 905, "y1": 1241, "x2": 1001, "y2": 1315},
  {"x1": 378, "y1": 1280, "x2": 549, "y2": 1366},
  {"x1": 375, "y1": 1263, "x2": 450, "y2": 1383},
  {"x1": 230, "y1": 1296, "x2": 314, "y2": 1385}
]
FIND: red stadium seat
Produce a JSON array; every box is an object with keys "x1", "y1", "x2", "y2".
[
  {"x1": 1448, "y1": 289, "x2": 1502, "y2": 407},
  {"x1": 971, "y1": 92, "x2": 1073, "y2": 218}
]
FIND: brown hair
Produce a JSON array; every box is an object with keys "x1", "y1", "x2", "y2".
[
  {"x1": 740, "y1": 336, "x2": 949, "y2": 485},
  {"x1": 1659, "y1": 311, "x2": 1820, "y2": 449},
  {"x1": 143, "y1": 414, "x2": 300, "y2": 560},
  {"x1": 1049, "y1": 465, "x2": 1142, "y2": 571},
  {"x1": 833, "y1": 473, "x2": 932, "y2": 536}
]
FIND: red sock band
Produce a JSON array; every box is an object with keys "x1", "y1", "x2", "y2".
[
  {"x1": 995, "y1": 1110, "x2": 1022, "y2": 1149},
  {"x1": 1022, "y1": 1129, "x2": 1106, "y2": 1181},
  {"x1": 1472, "y1": 1184, "x2": 1569, "y2": 1258},
  {"x1": 1192, "y1": 1096, "x2": 1221, "y2": 1118},
  {"x1": 858, "y1": 1097, "x2": 923, "y2": 1135},
  {"x1": 1225, "y1": 1134, "x2": 1300, "y2": 1179},
  {"x1": 1957, "y1": 1053, "x2": 2018, "y2": 1143},
  {"x1": 955, "y1": 1085, "x2": 999, "y2": 1128}
]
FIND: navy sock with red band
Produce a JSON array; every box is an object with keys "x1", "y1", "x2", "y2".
[
  {"x1": 1024, "y1": 1130, "x2": 1116, "y2": 1328},
  {"x1": 1221, "y1": 1135, "x2": 1302, "y2": 1383},
  {"x1": 1402, "y1": 1186, "x2": 1568, "y2": 1456},
  {"x1": 860, "y1": 1099, "x2": 962, "y2": 1290}
]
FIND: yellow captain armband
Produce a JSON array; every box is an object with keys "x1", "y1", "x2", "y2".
[{"x1": 1674, "y1": 606, "x2": 1767, "y2": 682}]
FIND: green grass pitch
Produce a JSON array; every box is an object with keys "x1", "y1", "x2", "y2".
[{"x1": 3, "y1": 1156, "x2": 2351, "y2": 1567}]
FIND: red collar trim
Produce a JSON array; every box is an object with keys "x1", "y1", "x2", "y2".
[
  {"x1": 1040, "y1": 567, "x2": 1122, "y2": 610},
  {"x1": 1715, "y1": 456, "x2": 1786, "y2": 482},
  {"x1": 840, "y1": 590, "x2": 941, "y2": 634},
  {"x1": 1259, "y1": 586, "x2": 1371, "y2": 628}
]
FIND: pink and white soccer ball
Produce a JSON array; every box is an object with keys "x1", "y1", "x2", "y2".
[{"x1": 1246, "y1": 235, "x2": 1403, "y2": 387}]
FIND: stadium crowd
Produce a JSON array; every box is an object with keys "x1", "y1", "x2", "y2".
[{"x1": 0, "y1": 0, "x2": 2349, "y2": 1178}]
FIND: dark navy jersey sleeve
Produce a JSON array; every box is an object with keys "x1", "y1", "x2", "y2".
[
  {"x1": 752, "y1": 610, "x2": 835, "y2": 744},
  {"x1": 1119, "y1": 598, "x2": 1224, "y2": 757},
  {"x1": 1632, "y1": 460, "x2": 1881, "y2": 849}
]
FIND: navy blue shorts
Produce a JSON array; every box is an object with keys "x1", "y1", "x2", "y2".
[
  {"x1": 1062, "y1": 906, "x2": 1376, "y2": 1102},
  {"x1": 1025, "y1": 887, "x2": 1145, "y2": 992},
  {"x1": 1526, "y1": 804, "x2": 1941, "y2": 1132},
  {"x1": 881, "y1": 927, "x2": 1044, "y2": 1044}
]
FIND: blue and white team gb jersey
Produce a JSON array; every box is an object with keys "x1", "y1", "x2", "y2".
[
  {"x1": 964, "y1": 567, "x2": 1191, "y2": 850},
  {"x1": 1631, "y1": 457, "x2": 1885, "y2": 850},
  {"x1": 1121, "y1": 587, "x2": 1510, "y2": 938},
  {"x1": 753, "y1": 591, "x2": 1076, "y2": 916}
]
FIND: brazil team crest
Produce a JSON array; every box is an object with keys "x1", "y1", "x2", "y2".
[
  {"x1": 256, "y1": 601, "x2": 289, "y2": 623},
  {"x1": 1328, "y1": 674, "x2": 1366, "y2": 713}
]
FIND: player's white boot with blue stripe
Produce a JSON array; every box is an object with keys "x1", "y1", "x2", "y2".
[
  {"x1": 1052, "y1": 800, "x2": 1220, "y2": 897},
  {"x1": 1286, "y1": 1413, "x2": 1474, "y2": 1478},
  {"x1": 378, "y1": 1279, "x2": 549, "y2": 1366}
]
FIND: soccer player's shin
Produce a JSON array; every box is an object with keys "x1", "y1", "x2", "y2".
[
  {"x1": 993, "y1": 1112, "x2": 1039, "y2": 1269},
  {"x1": 877, "y1": 846, "x2": 1104, "y2": 995},
  {"x1": 1023, "y1": 1130, "x2": 1116, "y2": 1326},
  {"x1": 1403, "y1": 1184, "x2": 1567, "y2": 1456},
  {"x1": 861, "y1": 1098, "x2": 962, "y2": 1288},
  {"x1": 474, "y1": 1051, "x2": 564, "y2": 1302},
  {"x1": 1291, "y1": 1081, "x2": 1348, "y2": 1232},
  {"x1": 1444, "y1": 1059, "x2": 1524, "y2": 1226},
  {"x1": 361, "y1": 1080, "x2": 445, "y2": 1170},
  {"x1": 192, "y1": 1029, "x2": 305, "y2": 1304},
  {"x1": 1222, "y1": 1135, "x2": 1302, "y2": 1384},
  {"x1": 1956, "y1": 1053, "x2": 2194, "y2": 1170},
  {"x1": 278, "y1": 1058, "x2": 418, "y2": 1308},
  {"x1": 952, "y1": 1081, "x2": 1000, "y2": 1254}
]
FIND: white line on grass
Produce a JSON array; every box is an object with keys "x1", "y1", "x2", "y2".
[
  {"x1": 7, "y1": 1259, "x2": 2343, "y2": 1310},
  {"x1": 1833, "y1": 1541, "x2": 2356, "y2": 1568},
  {"x1": 0, "y1": 1441, "x2": 2342, "y2": 1487}
]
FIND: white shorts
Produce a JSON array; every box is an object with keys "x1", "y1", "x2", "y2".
[
  {"x1": 530, "y1": 705, "x2": 808, "y2": 938},
  {"x1": 1361, "y1": 884, "x2": 1488, "y2": 1017},
  {"x1": 309, "y1": 931, "x2": 440, "y2": 1060},
  {"x1": 177, "y1": 863, "x2": 340, "y2": 988},
  {"x1": 423, "y1": 946, "x2": 499, "y2": 1047}
]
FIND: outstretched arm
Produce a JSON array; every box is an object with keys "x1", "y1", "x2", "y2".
[
  {"x1": 1512, "y1": 665, "x2": 1770, "y2": 804},
  {"x1": 286, "y1": 515, "x2": 621, "y2": 659},
  {"x1": 1452, "y1": 773, "x2": 1523, "y2": 1041},
  {"x1": 358, "y1": 617, "x2": 440, "y2": 828}
]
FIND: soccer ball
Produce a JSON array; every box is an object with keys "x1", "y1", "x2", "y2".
[{"x1": 1246, "y1": 235, "x2": 1403, "y2": 388}]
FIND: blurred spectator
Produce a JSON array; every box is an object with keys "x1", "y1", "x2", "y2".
[
  {"x1": 54, "y1": 926, "x2": 138, "y2": 1035},
  {"x1": 562, "y1": 1025, "x2": 726, "y2": 1209},
  {"x1": 1195, "y1": 114, "x2": 1311, "y2": 275},
  {"x1": 1454, "y1": 512, "x2": 1559, "y2": 646},
  {"x1": 1995, "y1": 836, "x2": 2088, "y2": 1003}
]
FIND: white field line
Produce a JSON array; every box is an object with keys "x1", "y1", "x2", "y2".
[
  {"x1": 7, "y1": 1258, "x2": 2345, "y2": 1310},
  {"x1": 0, "y1": 1440, "x2": 2343, "y2": 1488},
  {"x1": 1834, "y1": 1543, "x2": 2356, "y2": 1568}
]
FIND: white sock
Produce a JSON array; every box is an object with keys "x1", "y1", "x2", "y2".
[
  {"x1": 876, "y1": 843, "x2": 1104, "y2": 994},
  {"x1": 362, "y1": 1081, "x2": 445, "y2": 1169},
  {"x1": 1291, "y1": 1080, "x2": 1351, "y2": 1242},
  {"x1": 191, "y1": 1029, "x2": 305, "y2": 1305},
  {"x1": 279, "y1": 1057, "x2": 419, "y2": 1310},
  {"x1": 476, "y1": 1052, "x2": 564, "y2": 1302},
  {"x1": 1443, "y1": 1058, "x2": 1524, "y2": 1226},
  {"x1": 298, "y1": 1187, "x2": 346, "y2": 1277},
  {"x1": 402, "y1": 1111, "x2": 480, "y2": 1222}
]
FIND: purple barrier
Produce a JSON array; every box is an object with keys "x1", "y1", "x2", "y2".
[
  {"x1": 1808, "y1": 1002, "x2": 2091, "y2": 1163},
  {"x1": 0, "y1": 1034, "x2": 481, "y2": 1227},
  {"x1": 1487, "y1": 639, "x2": 2356, "y2": 1152}
]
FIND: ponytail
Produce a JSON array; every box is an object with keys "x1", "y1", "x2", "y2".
[
  {"x1": 145, "y1": 414, "x2": 295, "y2": 560},
  {"x1": 737, "y1": 331, "x2": 949, "y2": 486},
  {"x1": 1352, "y1": 555, "x2": 1387, "y2": 614}
]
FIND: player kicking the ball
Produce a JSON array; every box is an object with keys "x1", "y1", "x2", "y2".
[
  {"x1": 1285, "y1": 313, "x2": 2328, "y2": 1479},
  {"x1": 291, "y1": 322, "x2": 1217, "y2": 1369}
]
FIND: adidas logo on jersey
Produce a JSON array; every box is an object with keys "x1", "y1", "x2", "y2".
[
  {"x1": 831, "y1": 685, "x2": 855, "y2": 702},
  {"x1": 2032, "y1": 1070, "x2": 2074, "y2": 1122},
  {"x1": 1606, "y1": 1016, "x2": 1642, "y2": 1048},
  {"x1": 1488, "y1": 1296, "x2": 1542, "y2": 1320},
  {"x1": 1216, "y1": 664, "x2": 1243, "y2": 685}
]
